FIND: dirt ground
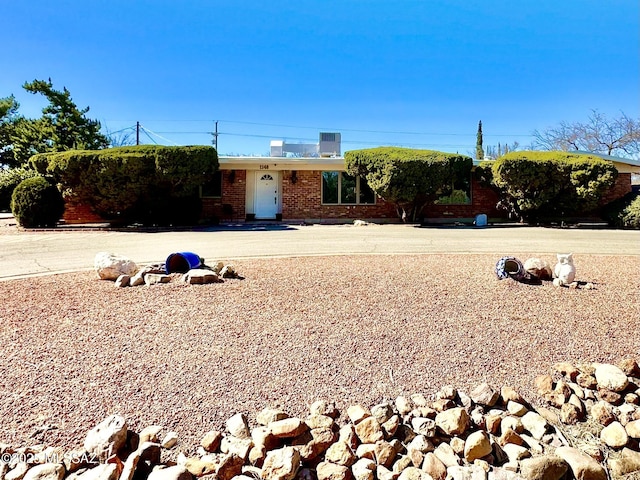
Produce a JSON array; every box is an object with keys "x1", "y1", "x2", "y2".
[{"x1": 0, "y1": 253, "x2": 638, "y2": 454}]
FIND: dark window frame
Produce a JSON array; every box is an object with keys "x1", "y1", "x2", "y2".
[
  {"x1": 321, "y1": 171, "x2": 376, "y2": 205},
  {"x1": 200, "y1": 171, "x2": 223, "y2": 198}
]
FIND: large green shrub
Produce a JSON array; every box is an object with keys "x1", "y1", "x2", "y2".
[
  {"x1": 0, "y1": 166, "x2": 39, "y2": 211},
  {"x1": 603, "y1": 192, "x2": 640, "y2": 228},
  {"x1": 11, "y1": 176, "x2": 64, "y2": 227},
  {"x1": 30, "y1": 145, "x2": 218, "y2": 224},
  {"x1": 345, "y1": 147, "x2": 473, "y2": 221},
  {"x1": 491, "y1": 151, "x2": 617, "y2": 221}
]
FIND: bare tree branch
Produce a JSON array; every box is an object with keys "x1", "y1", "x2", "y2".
[{"x1": 533, "y1": 110, "x2": 640, "y2": 159}]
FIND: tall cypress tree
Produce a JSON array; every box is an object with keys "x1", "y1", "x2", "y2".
[{"x1": 476, "y1": 121, "x2": 484, "y2": 160}]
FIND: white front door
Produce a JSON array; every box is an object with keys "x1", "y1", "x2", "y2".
[{"x1": 255, "y1": 173, "x2": 278, "y2": 219}]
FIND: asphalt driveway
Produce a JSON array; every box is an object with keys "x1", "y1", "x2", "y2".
[{"x1": 0, "y1": 219, "x2": 638, "y2": 280}]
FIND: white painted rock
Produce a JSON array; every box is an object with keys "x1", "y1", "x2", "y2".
[{"x1": 94, "y1": 252, "x2": 138, "y2": 280}]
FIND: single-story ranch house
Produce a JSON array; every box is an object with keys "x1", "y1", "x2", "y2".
[
  {"x1": 62, "y1": 134, "x2": 640, "y2": 225},
  {"x1": 198, "y1": 149, "x2": 640, "y2": 225}
]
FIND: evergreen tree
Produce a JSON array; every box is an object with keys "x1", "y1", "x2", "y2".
[
  {"x1": 22, "y1": 78, "x2": 109, "y2": 152},
  {"x1": 476, "y1": 120, "x2": 483, "y2": 160},
  {"x1": 0, "y1": 95, "x2": 22, "y2": 168}
]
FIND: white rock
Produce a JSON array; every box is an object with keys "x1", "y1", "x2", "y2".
[
  {"x1": 23, "y1": 464, "x2": 64, "y2": 480},
  {"x1": 470, "y1": 383, "x2": 499, "y2": 407},
  {"x1": 446, "y1": 465, "x2": 486, "y2": 480},
  {"x1": 120, "y1": 442, "x2": 161, "y2": 480},
  {"x1": 161, "y1": 432, "x2": 178, "y2": 449},
  {"x1": 464, "y1": 431, "x2": 492, "y2": 462},
  {"x1": 74, "y1": 464, "x2": 118, "y2": 480},
  {"x1": 147, "y1": 466, "x2": 192, "y2": 480},
  {"x1": 595, "y1": 363, "x2": 629, "y2": 392},
  {"x1": 435, "y1": 407, "x2": 469, "y2": 436},
  {"x1": 114, "y1": 274, "x2": 130, "y2": 287},
  {"x1": 433, "y1": 442, "x2": 460, "y2": 468},
  {"x1": 226, "y1": 413, "x2": 250, "y2": 439},
  {"x1": 395, "y1": 396, "x2": 413, "y2": 415},
  {"x1": 554, "y1": 446, "x2": 607, "y2": 480},
  {"x1": 600, "y1": 421, "x2": 628, "y2": 448},
  {"x1": 397, "y1": 467, "x2": 431, "y2": 480},
  {"x1": 256, "y1": 408, "x2": 289, "y2": 426},
  {"x1": 184, "y1": 269, "x2": 221, "y2": 284},
  {"x1": 501, "y1": 443, "x2": 530, "y2": 463},
  {"x1": 521, "y1": 412, "x2": 548, "y2": 440},
  {"x1": 351, "y1": 459, "x2": 375, "y2": 480},
  {"x1": 317, "y1": 462, "x2": 351, "y2": 480},
  {"x1": 6, "y1": 463, "x2": 29, "y2": 480},
  {"x1": 83, "y1": 414, "x2": 128, "y2": 461},
  {"x1": 626, "y1": 419, "x2": 640, "y2": 438},
  {"x1": 144, "y1": 274, "x2": 171, "y2": 285},
  {"x1": 94, "y1": 252, "x2": 138, "y2": 280},
  {"x1": 261, "y1": 447, "x2": 301, "y2": 480}
]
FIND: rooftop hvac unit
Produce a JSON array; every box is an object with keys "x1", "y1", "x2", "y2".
[{"x1": 319, "y1": 132, "x2": 341, "y2": 157}]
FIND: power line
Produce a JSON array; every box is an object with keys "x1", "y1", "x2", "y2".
[{"x1": 105, "y1": 119, "x2": 534, "y2": 138}]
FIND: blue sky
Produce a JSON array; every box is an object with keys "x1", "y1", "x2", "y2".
[{"x1": 2, "y1": 0, "x2": 638, "y2": 156}]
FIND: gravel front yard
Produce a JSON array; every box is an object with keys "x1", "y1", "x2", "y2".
[{"x1": 0, "y1": 254, "x2": 638, "y2": 454}]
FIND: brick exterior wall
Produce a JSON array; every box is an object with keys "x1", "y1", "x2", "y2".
[
  {"x1": 59, "y1": 170, "x2": 635, "y2": 225},
  {"x1": 282, "y1": 170, "x2": 398, "y2": 222},
  {"x1": 601, "y1": 173, "x2": 632, "y2": 204},
  {"x1": 62, "y1": 201, "x2": 106, "y2": 224},
  {"x1": 423, "y1": 177, "x2": 503, "y2": 221},
  {"x1": 201, "y1": 170, "x2": 247, "y2": 222}
]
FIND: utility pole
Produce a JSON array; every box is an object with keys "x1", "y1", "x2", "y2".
[
  {"x1": 213, "y1": 120, "x2": 218, "y2": 151},
  {"x1": 136, "y1": 121, "x2": 140, "y2": 146}
]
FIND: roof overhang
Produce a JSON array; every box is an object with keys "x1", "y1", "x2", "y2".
[{"x1": 219, "y1": 156, "x2": 346, "y2": 171}]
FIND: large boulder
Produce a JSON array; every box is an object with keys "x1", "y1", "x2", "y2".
[{"x1": 94, "y1": 252, "x2": 138, "y2": 280}]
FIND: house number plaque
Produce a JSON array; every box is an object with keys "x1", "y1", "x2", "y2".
[{"x1": 259, "y1": 164, "x2": 269, "y2": 170}]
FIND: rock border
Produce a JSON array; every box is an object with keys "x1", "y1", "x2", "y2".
[{"x1": 1, "y1": 360, "x2": 639, "y2": 480}]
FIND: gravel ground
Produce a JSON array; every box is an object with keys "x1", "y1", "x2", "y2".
[{"x1": 0, "y1": 254, "x2": 638, "y2": 454}]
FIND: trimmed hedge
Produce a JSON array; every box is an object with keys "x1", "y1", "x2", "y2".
[
  {"x1": 11, "y1": 176, "x2": 64, "y2": 227},
  {"x1": 491, "y1": 151, "x2": 618, "y2": 221},
  {"x1": 603, "y1": 192, "x2": 640, "y2": 228},
  {"x1": 0, "y1": 166, "x2": 40, "y2": 211},
  {"x1": 345, "y1": 147, "x2": 473, "y2": 221},
  {"x1": 29, "y1": 145, "x2": 218, "y2": 225}
]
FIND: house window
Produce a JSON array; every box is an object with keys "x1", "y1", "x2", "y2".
[
  {"x1": 435, "y1": 174, "x2": 472, "y2": 205},
  {"x1": 322, "y1": 172, "x2": 375, "y2": 205},
  {"x1": 201, "y1": 171, "x2": 223, "y2": 197}
]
